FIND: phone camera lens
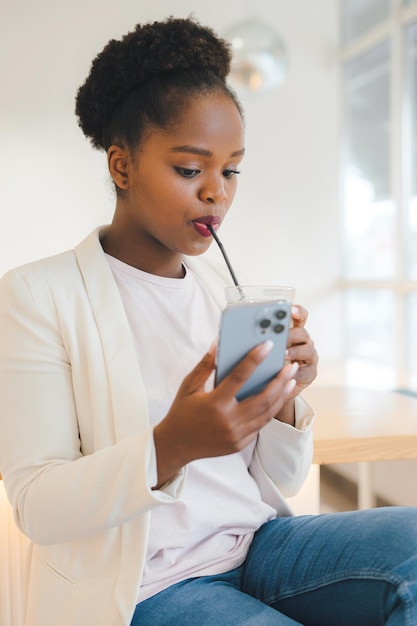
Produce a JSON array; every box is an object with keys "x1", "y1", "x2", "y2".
[
  {"x1": 275, "y1": 310, "x2": 287, "y2": 320},
  {"x1": 260, "y1": 318, "x2": 271, "y2": 329},
  {"x1": 273, "y1": 324, "x2": 285, "y2": 334}
]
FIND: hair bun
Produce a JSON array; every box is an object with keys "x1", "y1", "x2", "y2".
[{"x1": 76, "y1": 17, "x2": 232, "y2": 146}]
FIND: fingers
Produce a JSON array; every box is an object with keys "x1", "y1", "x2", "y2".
[
  {"x1": 287, "y1": 333, "x2": 318, "y2": 393},
  {"x1": 284, "y1": 307, "x2": 319, "y2": 393},
  {"x1": 291, "y1": 304, "x2": 308, "y2": 328},
  {"x1": 180, "y1": 341, "x2": 217, "y2": 394},
  {"x1": 215, "y1": 340, "x2": 274, "y2": 399},
  {"x1": 294, "y1": 362, "x2": 317, "y2": 386},
  {"x1": 256, "y1": 361, "x2": 299, "y2": 408},
  {"x1": 238, "y1": 361, "x2": 299, "y2": 423},
  {"x1": 287, "y1": 325, "x2": 315, "y2": 360}
]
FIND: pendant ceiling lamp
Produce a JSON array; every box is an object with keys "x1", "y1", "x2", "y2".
[{"x1": 224, "y1": 18, "x2": 288, "y2": 96}]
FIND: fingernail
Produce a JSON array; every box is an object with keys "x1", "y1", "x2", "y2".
[
  {"x1": 284, "y1": 378, "x2": 297, "y2": 394},
  {"x1": 291, "y1": 306, "x2": 300, "y2": 317},
  {"x1": 259, "y1": 340, "x2": 274, "y2": 356},
  {"x1": 288, "y1": 362, "x2": 299, "y2": 377}
]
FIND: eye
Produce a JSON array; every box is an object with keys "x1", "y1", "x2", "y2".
[
  {"x1": 174, "y1": 167, "x2": 201, "y2": 178},
  {"x1": 223, "y1": 169, "x2": 241, "y2": 179}
]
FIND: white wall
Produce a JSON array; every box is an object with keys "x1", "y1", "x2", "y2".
[{"x1": 0, "y1": 0, "x2": 341, "y2": 362}]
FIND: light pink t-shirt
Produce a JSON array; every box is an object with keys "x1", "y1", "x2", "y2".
[{"x1": 107, "y1": 255, "x2": 276, "y2": 602}]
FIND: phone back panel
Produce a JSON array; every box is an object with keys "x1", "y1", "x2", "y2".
[{"x1": 215, "y1": 300, "x2": 291, "y2": 401}]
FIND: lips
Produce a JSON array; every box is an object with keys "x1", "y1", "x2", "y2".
[{"x1": 192, "y1": 216, "x2": 220, "y2": 238}]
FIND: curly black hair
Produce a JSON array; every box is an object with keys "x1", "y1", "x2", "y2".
[{"x1": 75, "y1": 16, "x2": 243, "y2": 152}]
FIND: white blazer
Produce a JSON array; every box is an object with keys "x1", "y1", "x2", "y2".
[{"x1": 0, "y1": 228, "x2": 314, "y2": 626}]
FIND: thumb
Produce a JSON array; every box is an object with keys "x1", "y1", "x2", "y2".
[{"x1": 180, "y1": 341, "x2": 217, "y2": 395}]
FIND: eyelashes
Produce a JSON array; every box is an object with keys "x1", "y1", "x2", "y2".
[
  {"x1": 174, "y1": 167, "x2": 200, "y2": 178},
  {"x1": 174, "y1": 167, "x2": 241, "y2": 179},
  {"x1": 223, "y1": 169, "x2": 241, "y2": 179}
]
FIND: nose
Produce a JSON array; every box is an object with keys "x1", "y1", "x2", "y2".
[{"x1": 199, "y1": 174, "x2": 227, "y2": 204}]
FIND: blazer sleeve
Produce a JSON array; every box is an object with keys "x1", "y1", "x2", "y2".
[
  {"x1": 251, "y1": 395, "x2": 315, "y2": 498},
  {"x1": 0, "y1": 268, "x2": 184, "y2": 546}
]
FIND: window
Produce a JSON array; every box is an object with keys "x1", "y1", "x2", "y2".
[
  {"x1": 341, "y1": 0, "x2": 390, "y2": 45},
  {"x1": 405, "y1": 20, "x2": 417, "y2": 281},
  {"x1": 342, "y1": 41, "x2": 393, "y2": 280},
  {"x1": 340, "y1": 0, "x2": 417, "y2": 390}
]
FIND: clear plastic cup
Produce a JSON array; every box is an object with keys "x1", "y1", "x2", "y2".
[{"x1": 225, "y1": 285, "x2": 295, "y2": 305}]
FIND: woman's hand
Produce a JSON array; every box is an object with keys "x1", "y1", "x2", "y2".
[
  {"x1": 152, "y1": 341, "x2": 299, "y2": 488},
  {"x1": 285, "y1": 304, "x2": 318, "y2": 398},
  {"x1": 272, "y1": 304, "x2": 318, "y2": 427}
]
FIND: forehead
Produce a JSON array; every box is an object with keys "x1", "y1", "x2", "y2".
[{"x1": 142, "y1": 93, "x2": 245, "y2": 154}]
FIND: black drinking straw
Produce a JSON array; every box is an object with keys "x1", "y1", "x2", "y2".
[{"x1": 207, "y1": 225, "x2": 244, "y2": 297}]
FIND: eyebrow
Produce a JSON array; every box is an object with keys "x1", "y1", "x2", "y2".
[{"x1": 169, "y1": 145, "x2": 245, "y2": 158}]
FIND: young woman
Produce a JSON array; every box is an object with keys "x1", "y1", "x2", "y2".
[{"x1": 0, "y1": 16, "x2": 416, "y2": 626}]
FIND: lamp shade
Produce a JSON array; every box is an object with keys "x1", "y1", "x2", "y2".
[{"x1": 225, "y1": 18, "x2": 288, "y2": 96}]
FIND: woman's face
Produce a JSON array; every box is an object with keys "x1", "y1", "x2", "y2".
[{"x1": 108, "y1": 92, "x2": 245, "y2": 276}]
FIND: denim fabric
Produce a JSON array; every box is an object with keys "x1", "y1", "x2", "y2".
[{"x1": 132, "y1": 507, "x2": 417, "y2": 625}]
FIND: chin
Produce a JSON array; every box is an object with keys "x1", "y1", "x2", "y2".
[{"x1": 189, "y1": 242, "x2": 212, "y2": 257}]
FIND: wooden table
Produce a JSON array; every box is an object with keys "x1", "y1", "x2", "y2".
[
  {"x1": 2, "y1": 386, "x2": 417, "y2": 508},
  {"x1": 303, "y1": 385, "x2": 417, "y2": 509}
]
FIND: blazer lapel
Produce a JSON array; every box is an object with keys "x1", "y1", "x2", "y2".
[{"x1": 74, "y1": 227, "x2": 149, "y2": 441}]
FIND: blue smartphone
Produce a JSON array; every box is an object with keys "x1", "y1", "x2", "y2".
[{"x1": 215, "y1": 300, "x2": 291, "y2": 401}]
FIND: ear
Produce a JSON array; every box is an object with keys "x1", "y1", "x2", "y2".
[{"x1": 107, "y1": 145, "x2": 132, "y2": 190}]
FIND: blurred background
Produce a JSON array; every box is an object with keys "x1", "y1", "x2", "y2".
[{"x1": 1, "y1": 0, "x2": 417, "y2": 507}]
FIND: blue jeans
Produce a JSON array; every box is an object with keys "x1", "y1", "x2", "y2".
[{"x1": 131, "y1": 507, "x2": 417, "y2": 625}]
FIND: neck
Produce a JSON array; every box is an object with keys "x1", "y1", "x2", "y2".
[{"x1": 100, "y1": 227, "x2": 185, "y2": 278}]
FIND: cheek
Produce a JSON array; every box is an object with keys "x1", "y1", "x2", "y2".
[
  {"x1": 165, "y1": 179, "x2": 198, "y2": 210},
  {"x1": 226, "y1": 180, "x2": 239, "y2": 206},
  {"x1": 134, "y1": 178, "x2": 177, "y2": 208}
]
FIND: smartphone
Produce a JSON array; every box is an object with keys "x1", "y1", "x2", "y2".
[{"x1": 215, "y1": 299, "x2": 291, "y2": 401}]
